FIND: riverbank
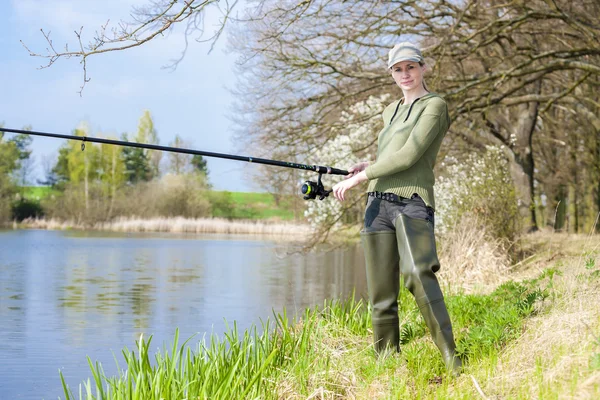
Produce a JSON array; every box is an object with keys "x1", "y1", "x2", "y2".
[
  {"x1": 59, "y1": 232, "x2": 600, "y2": 399},
  {"x1": 16, "y1": 186, "x2": 300, "y2": 221},
  {"x1": 14, "y1": 216, "x2": 313, "y2": 237}
]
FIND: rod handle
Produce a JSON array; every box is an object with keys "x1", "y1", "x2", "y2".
[{"x1": 314, "y1": 165, "x2": 349, "y2": 176}]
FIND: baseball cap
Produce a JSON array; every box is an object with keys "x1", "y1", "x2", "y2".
[{"x1": 387, "y1": 42, "x2": 423, "y2": 69}]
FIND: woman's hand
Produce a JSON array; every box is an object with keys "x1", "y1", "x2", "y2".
[
  {"x1": 332, "y1": 171, "x2": 368, "y2": 201},
  {"x1": 346, "y1": 161, "x2": 370, "y2": 178}
]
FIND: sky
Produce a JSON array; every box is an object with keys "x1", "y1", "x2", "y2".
[{"x1": 0, "y1": 0, "x2": 255, "y2": 191}]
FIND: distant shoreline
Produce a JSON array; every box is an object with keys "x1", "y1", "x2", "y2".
[{"x1": 14, "y1": 216, "x2": 313, "y2": 237}]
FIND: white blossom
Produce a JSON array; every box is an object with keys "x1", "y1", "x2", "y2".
[
  {"x1": 304, "y1": 95, "x2": 389, "y2": 228},
  {"x1": 435, "y1": 145, "x2": 514, "y2": 235}
]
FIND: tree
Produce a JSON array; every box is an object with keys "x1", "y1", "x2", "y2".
[
  {"x1": 50, "y1": 146, "x2": 71, "y2": 189},
  {"x1": 99, "y1": 140, "x2": 127, "y2": 218},
  {"x1": 167, "y1": 134, "x2": 192, "y2": 175},
  {"x1": 8, "y1": 132, "x2": 33, "y2": 162},
  {"x1": 0, "y1": 130, "x2": 21, "y2": 222},
  {"x1": 38, "y1": 154, "x2": 58, "y2": 186},
  {"x1": 136, "y1": 110, "x2": 162, "y2": 178},
  {"x1": 66, "y1": 126, "x2": 100, "y2": 211},
  {"x1": 122, "y1": 139, "x2": 153, "y2": 184},
  {"x1": 49, "y1": 125, "x2": 101, "y2": 211},
  {"x1": 16, "y1": 156, "x2": 35, "y2": 186},
  {"x1": 7, "y1": 131, "x2": 34, "y2": 186},
  {"x1": 191, "y1": 154, "x2": 209, "y2": 176},
  {"x1": 122, "y1": 111, "x2": 161, "y2": 183}
]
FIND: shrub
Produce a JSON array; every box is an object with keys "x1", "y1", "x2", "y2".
[
  {"x1": 153, "y1": 173, "x2": 211, "y2": 218},
  {"x1": 436, "y1": 146, "x2": 519, "y2": 243},
  {"x1": 0, "y1": 177, "x2": 16, "y2": 224},
  {"x1": 206, "y1": 191, "x2": 257, "y2": 219},
  {"x1": 11, "y1": 198, "x2": 44, "y2": 221},
  {"x1": 42, "y1": 173, "x2": 213, "y2": 223}
]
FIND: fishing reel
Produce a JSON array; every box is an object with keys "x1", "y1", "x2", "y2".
[{"x1": 301, "y1": 173, "x2": 332, "y2": 200}]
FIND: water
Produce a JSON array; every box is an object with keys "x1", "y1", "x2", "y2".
[{"x1": 0, "y1": 229, "x2": 367, "y2": 399}]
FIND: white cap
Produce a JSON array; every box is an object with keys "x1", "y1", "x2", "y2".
[{"x1": 387, "y1": 42, "x2": 423, "y2": 69}]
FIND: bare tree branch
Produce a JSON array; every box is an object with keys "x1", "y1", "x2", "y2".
[{"x1": 21, "y1": 0, "x2": 239, "y2": 93}]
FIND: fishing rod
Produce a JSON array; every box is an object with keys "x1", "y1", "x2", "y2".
[{"x1": 1, "y1": 127, "x2": 348, "y2": 200}]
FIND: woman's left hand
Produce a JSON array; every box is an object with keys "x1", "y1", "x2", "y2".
[{"x1": 332, "y1": 171, "x2": 368, "y2": 201}]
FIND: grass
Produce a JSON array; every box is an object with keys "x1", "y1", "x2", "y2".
[
  {"x1": 20, "y1": 185, "x2": 58, "y2": 199},
  {"x1": 57, "y1": 232, "x2": 600, "y2": 399},
  {"x1": 225, "y1": 191, "x2": 298, "y2": 220}
]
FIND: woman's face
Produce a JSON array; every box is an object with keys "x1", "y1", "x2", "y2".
[{"x1": 390, "y1": 61, "x2": 426, "y2": 92}]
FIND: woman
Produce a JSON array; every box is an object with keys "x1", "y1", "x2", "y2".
[{"x1": 332, "y1": 42, "x2": 461, "y2": 372}]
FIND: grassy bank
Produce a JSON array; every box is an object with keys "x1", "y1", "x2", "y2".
[
  {"x1": 59, "y1": 233, "x2": 600, "y2": 399},
  {"x1": 228, "y1": 192, "x2": 300, "y2": 220}
]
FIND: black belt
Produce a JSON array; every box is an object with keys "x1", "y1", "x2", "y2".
[
  {"x1": 368, "y1": 191, "x2": 435, "y2": 213},
  {"x1": 367, "y1": 191, "x2": 409, "y2": 203}
]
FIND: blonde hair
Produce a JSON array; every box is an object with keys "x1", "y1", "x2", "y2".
[{"x1": 419, "y1": 62, "x2": 430, "y2": 92}]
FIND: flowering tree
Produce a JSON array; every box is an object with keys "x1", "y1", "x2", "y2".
[{"x1": 303, "y1": 95, "x2": 389, "y2": 240}]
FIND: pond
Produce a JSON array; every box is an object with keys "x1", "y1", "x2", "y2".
[{"x1": 0, "y1": 229, "x2": 367, "y2": 399}]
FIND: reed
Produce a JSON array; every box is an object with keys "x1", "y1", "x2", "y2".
[{"x1": 19, "y1": 216, "x2": 312, "y2": 237}]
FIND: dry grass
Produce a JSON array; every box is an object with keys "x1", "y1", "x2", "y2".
[
  {"x1": 468, "y1": 232, "x2": 600, "y2": 399},
  {"x1": 18, "y1": 216, "x2": 313, "y2": 237},
  {"x1": 438, "y1": 216, "x2": 512, "y2": 293}
]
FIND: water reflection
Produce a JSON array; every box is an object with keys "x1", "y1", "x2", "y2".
[{"x1": 0, "y1": 229, "x2": 366, "y2": 399}]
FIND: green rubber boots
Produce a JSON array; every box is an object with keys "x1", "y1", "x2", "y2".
[{"x1": 361, "y1": 213, "x2": 462, "y2": 372}]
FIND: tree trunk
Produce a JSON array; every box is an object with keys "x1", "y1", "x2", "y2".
[
  {"x1": 570, "y1": 138, "x2": 579, "y2": 233},
  {"x1": 508, "y1": 97, "x2": 540, "y2": 232},
  {"x1": 554, "y1": 185, "x2": 567, "y2": 232},
  {"x1": 84, "y1": 152, "x2": 89, "y2": 212},
  {"x1": 596, "y1": 129, "x2": 600, "y2": 233},
  {"x1": 596, "y1": 181, "x2": 600, "y2": 233},
  {"x1": 108, "y1": 150, "x2": 116, "y2": 220}
]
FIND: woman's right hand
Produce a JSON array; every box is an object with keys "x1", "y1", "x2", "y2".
[{"x1": 345, "y1": 161, "x2": 369, "y2": 179}]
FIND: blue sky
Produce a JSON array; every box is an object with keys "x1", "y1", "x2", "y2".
[{"x1": 0, "y1": 0, "x2": 254, "y2": 191}]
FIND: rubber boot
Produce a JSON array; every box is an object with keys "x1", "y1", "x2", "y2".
[
  {"x1": 361, "y1": 231, "x2": 401, "y2": 353},
  {"x1": 394, "y1": 214, "x2": 462, "y2": 373}
]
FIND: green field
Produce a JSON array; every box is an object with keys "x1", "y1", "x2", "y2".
[
  {"x1": 226, "y1": 191, "x2": 298, "y2": 220},
  {"x1": 20, "y1": 186, "x2": 59, "y2": 199}
]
